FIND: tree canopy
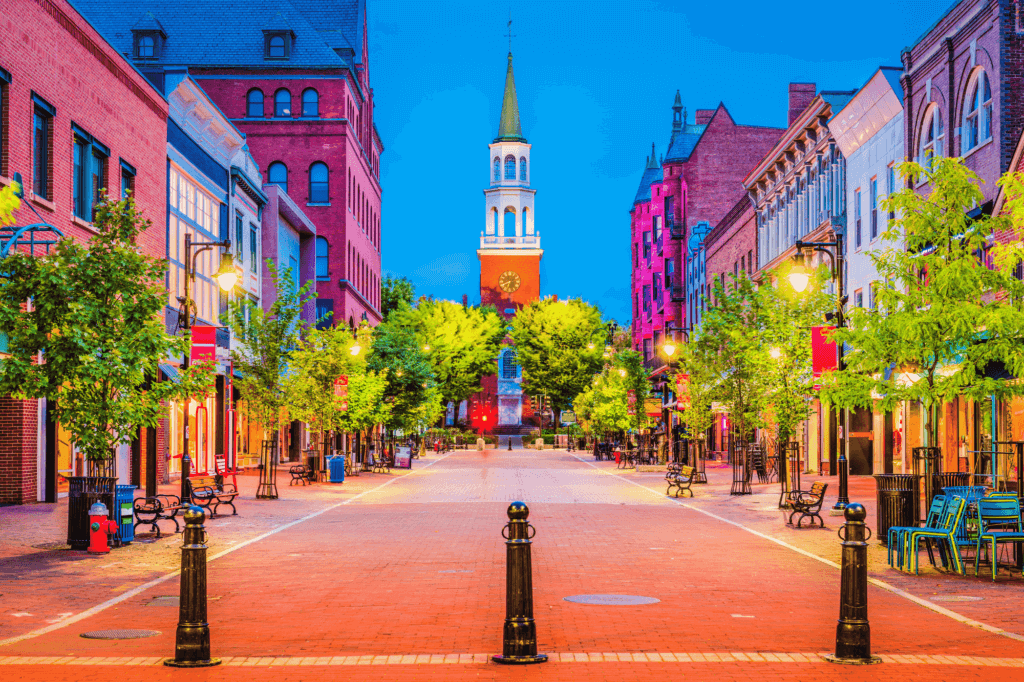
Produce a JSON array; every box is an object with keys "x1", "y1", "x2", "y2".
[
  {"x1": 368, "y1": 319, "x2": 442, "y2": 431},
  {"x1": 381, "y1": 275, "x2": 415, "y2": 320}
]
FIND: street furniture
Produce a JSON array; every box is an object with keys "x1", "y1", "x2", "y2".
[
  {"x1": 786, "y1": 482, "x2": 829, "y2": 528},
  {"x1": 974, "y1": 496, "x2": 1024, "y2": 581}
]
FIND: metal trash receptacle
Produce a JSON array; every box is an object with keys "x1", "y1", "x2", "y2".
[
  {"x1": 67, "y1": 477, "x2": 117, "y2": 550},
  {"x1": 328, "y1": 456, "x2": 346, "y2": 483},
  {"x1": 115, "y1": 484, "x2": 138, "y2": 545},
  {"x1": 874, "y1": 474, "x2": 918, "y2": 545}
]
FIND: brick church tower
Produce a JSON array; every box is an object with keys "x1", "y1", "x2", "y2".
[{"x1": 475, "y1": 51, "x2": 541, "y2": 431}]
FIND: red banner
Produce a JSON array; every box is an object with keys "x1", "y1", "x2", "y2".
[
  {"x1": 675, "y1": 373, "x2": 691, "y2": 410},
  {"x1": 627, "y1": 389, "x2": 636, "y2": 416},
  {"x1": 190, "y1": 325, "x2": 217, "y2": 363},
  {"x1": 334, "y1": 375, "x2": 349, "y2": 410},
  {"x1": 811, "y1": 326, "x2": 838, "y2": 376}
]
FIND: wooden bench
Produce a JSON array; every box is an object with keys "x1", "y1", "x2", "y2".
[
  {"x1": 186, "y1": 475, "x2": 239, "y2": 518},
  {"x1": 289, "y1": 464, "x2": 312, "y2": 486},
  {"x1": 371, "y1": 455, "x2": 391, "y2": 474},
  {"x1": 666, "y1": 465, "x2": 696, "y2": 498},
  {"x1": 787, "y1": 481, "x2": 829, "y2": 528},
  {"x1": 133, "y1": 494, "x2": 187, "y2": 538}
]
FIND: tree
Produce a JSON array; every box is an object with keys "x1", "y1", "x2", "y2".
[
  {"x1": 509, "y1": 298, "x2": 606, "y2": 430},
  {"x1": 390, "y1": 299, "x2": 505, "y2": 417},
  {"x1": 381, "y1": 275, "x2": 415, "y2": 320},
  {"x1": 0, "y1": 195, "x2": 213, "y2": 463},
  {"x1": 223, "y1": 261, "x2": 315, "y2": 446},
  {"x1": 368, "y1": 320, "x2": 438, "y2": 432},
  {"x1": 824, "y1": 158, "x2": 1024, "y2": 449},
  {"x1": 0, "y1": 182, "x2": 18, "y2": 226},
  {"x1": 573, "y1": 350, "x2": 651, "y2": 437}
]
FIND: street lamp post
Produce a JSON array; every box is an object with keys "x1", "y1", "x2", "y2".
[
  {"x1": 662, "y1": 323, "x2": 688, "y2": 464},
  {"x1": 788, "y1": 236, "x2": 849, "y2": 512},
  {"x1": 177, "y1": 234, "x2": 236, "y2": 501}
]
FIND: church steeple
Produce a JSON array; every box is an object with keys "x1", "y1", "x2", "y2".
[{"x1": 495, "y1": 52, "x2": 526, "y2": 143}]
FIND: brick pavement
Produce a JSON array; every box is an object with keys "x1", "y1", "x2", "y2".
[{"x1": 1, "y1": 447, "x2": 1023, "y2": 681}]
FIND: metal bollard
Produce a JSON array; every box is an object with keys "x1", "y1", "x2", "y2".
[
  {"x1": 825, "y1": 503, "x2": 881, "y2": 666},
  {"x1": 508, "y1": 436, "x2": 513, "y2": 451},
  {"x1": 164, "y1": 506, "x2": 220, "y2": 668},
  {"x1": 493, "y1": 502, "x2": 547, "y2": 665}
]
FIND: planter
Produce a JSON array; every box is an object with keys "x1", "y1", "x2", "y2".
[{"x1": 67, "y1": 476, "x2": 117, "y2": 550}]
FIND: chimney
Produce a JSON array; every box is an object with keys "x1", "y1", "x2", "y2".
[
  {"x1": 788, "y1": 83, "x2": 816, "y2": 125},
  {"x1": 695, "y1": 109, "x2": 715, "y2": 125}
]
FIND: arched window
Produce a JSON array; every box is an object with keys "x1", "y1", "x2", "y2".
[
  {"x1": 962, "y1": 70, "x2": 992, "y2": 153},
  {"x1": 503, "y1": 207, "x2": 516, "y2": 239},
  {"x1": 919, "y1": 105, "x2": 944, "y2": 171},
  {"x1": 268, "y1": 35, "x2": 286, "y2": 58},
  {"x1": 504, "y1": 155, "x2": 516, "y2": 180},
  {"x1": 246, "y1": 89, "x2": 264, "y2": 118},
  {"x1": 519, "y1": 157, "x2": 527, "y2": 182},
  {"x1": 302, "y1": 88, "x2": 319, "y2": 117},
  {"x1": 501, "y1": 349, "x2": 518, "y2": 379},
  {"x1": 268, "y1": 162, "x2": 288, "y2": 195},
  {"x1": 316, "y1": 237, "x2": 329, "y2": 280},
  {"x1": 274, "y1": 89, "x2": 291, "y2": 117},
  {"x1": 493, "y1": 157, "x2": 500, "y2": 182},
  {"x1": 138, "y1": 35, "x2": 155, "y2": 58},
  {"x1": 309, "y1": 162, "x2": 328, "y2": 203}
]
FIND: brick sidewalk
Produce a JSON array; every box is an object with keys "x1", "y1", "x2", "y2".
[{"x1": 1, "y1": 448, "x2": 1022, "y2": 681}]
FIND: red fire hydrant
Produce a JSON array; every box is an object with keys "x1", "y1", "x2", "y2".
[{"x1": 88, "y1": 502, "x2": 117, "y2": 554}]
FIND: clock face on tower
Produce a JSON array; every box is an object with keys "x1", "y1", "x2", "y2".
[{"x1": 498, "y1": 270, "x2": 522, "y2": 293}]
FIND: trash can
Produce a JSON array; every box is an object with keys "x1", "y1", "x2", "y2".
[
  {"x1": 114, "y1": 484, "x2": 137, "y2": 545},
  {"x1": 874, "y1": 474, "x2": 919, "y2": 545},
  {"x1": 67, "y1": 477, "x2": 117, "y2": 550},
  {"x1": 328, "y1": 456, "x2": 346, "y2": 483}
]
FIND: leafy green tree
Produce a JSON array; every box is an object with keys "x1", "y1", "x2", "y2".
[
  {"x1": 381, "y1": 276, "x2": 415, "y2": 320},
  {"x1": 509, "y1": 298, "x2": 606, "y2": 429},
  {"x1": 223, "y1": 261, "x2": 315, "y2": 444},
  {"x1": 368, "y1": 320, "x2": 437, "y2": 432},
  {"x1": 390, "y1": 299, "x2": 505, "y2": 418},
  {"x1": 0, "y1": 195, "x2": 213, "y2": 462},
  {"x1": 0, "y1": 182, "x2": 19, "y2": 226},
  {"x1": 824, "y1": 158, "x2": 1024, "y2": 448},
  {"x1": 573, "y1": 349, "x2": 651, "y2": 437}
]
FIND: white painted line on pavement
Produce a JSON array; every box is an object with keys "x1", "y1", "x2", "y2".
[
  {"x1": 570, "y1": 454, "x2": 1024, "y2": 644},
  {"x1": 0, "y1": 452, "x2": 455, "y2": 649}
]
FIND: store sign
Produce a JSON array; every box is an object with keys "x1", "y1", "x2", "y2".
[
  {"x1": 190, "y1": 325, "x2": 217, "y2": 363},
  {"x1": 675, "y1": 373, "x2": 691, "y2": 410},
  {"x1": 394, "y1": 446, "x2": 412, "y2": 469},
  {"x1": 812, "y1": 326, "x2": 838, "y2": 376},
  {"x1": 644, "y1": 398, "x2": 662, "y2": 417},
  {"x1": 627, "y1": 389, "x2": 636, "y2": 416}
]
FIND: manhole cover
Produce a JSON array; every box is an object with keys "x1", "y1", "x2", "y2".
[
  {"x1": 147, "y1": 596, "x2": 179, "y2": 606},
  {"x1": 931, "y1": 595, "x2": 984, "y2": 602},
  {"x1": 81, "y1": 629, "x2": 160, "y2": 640},
  {"x1": 564, "y1": 594, "x2": 660, "y2": 605}
]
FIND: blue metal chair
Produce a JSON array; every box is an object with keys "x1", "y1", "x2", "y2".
[
  {"x1": 887, "y1": 496, "x2": 946, "y2": 570},
  {"x1": 904, "y1": 496, "x2": 967, "y2": 575},
  {"x1": 974, "y1": 497, "x2": 1024, "y2": 581}
]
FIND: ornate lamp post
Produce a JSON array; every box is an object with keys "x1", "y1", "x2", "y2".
[
  {"x1": 788, "y1": 236, "x2": 848, "y2": 512},
  {"x1": 661, "y1": 323, "x2": 688, "y2": 464},
  {"x1": 178, "y1": 234, "x2": 236, "y2": 501}
]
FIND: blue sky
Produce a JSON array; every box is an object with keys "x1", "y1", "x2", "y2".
[{"x1": 370, "y1": 0, "x2": 943, "y2": 323}]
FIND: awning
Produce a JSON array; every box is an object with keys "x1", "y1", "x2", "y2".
[{"x1": 159, "y1": 363, "x2": 181, "y2": 383}]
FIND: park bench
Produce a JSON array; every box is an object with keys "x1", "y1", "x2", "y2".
[
  {"x1": 666, "y1": 465, "x2": 696, "y2": 498},
  {"x1": 289, "y1": 464, "x2": 312, "y2": 486},
  {"x1": 133, "y1": 494, "x2": 187, "y2": 538},
  {"x1": 186, "y1": 474, "x2": 239, "y2": 518},
  {"x1": 372, "y1": 454, "x2": 392, "y2": 474},
  {"x1": 786, "y1": 481, "x2": 829, "y2": 528}
]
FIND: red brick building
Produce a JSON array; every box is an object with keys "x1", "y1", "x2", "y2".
[
  {"x1": 704, "y1": 196, "x2": 757, "y2": 300},
  {"x1": 0, "y1": 0, "x2": 168, "y2": 504}
]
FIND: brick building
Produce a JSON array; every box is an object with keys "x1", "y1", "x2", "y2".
[
  {"x1": 75, "y1": 0, "x2": 383, "y2": 329},
  {"x1": 0, "y1": 0, "x2": 168, "y2": 504},
  {"x1": 630, "y1": 92, "x2": 783, "y2": 369},
  {"x1": 703, "y1": 197, "x2": 757, "y2": 313}
]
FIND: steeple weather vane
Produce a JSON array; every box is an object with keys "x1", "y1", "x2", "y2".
[{"x1": 506, "y1": 11, "x2": 516, "y2": 53}]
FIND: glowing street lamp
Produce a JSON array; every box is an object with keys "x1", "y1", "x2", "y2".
[
  {"x1": 769, "y1": 346, "x2": 782, "y2": 360},
  {"x1": 662, "y1": 342, "x2": 677, "y2": 358},
  {"x1": 787, "y1": 252, "x2": 811, "y2": 293},
  {"x1": 350, "y1": 343, "x2": 362, "y2": 356}
]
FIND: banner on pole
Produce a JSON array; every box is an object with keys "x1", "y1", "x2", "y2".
[
  {"x1": 190, "y1": 325, "x2": 217, "y2": 363},
  {"x1": 627, "y1": 389, "x2": 636, "y2": 416},
  {"x1": 811, "y1": 326, "x2": 838, "y2": 376},
  {"x1": 334, "y1": 375, "x2": 349, "y2": 411},
  {"x1": 675, "y1": 373, "x2": 691, "y2": 410}
]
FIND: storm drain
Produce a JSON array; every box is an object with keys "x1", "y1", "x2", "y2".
[
  {"x1": 81, "y1": 629, "x2": 161, "y2": 640},
  {"x1": 563, "y1": 594, "x2": 660, "y2": 606}
]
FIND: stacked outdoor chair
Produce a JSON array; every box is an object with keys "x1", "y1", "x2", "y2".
[
  {"x1": 887, "y1": 496, "x2": 947, "y2": 570},
  {"x1": 974, "y1": 496, "x2": 1024, "y2": 581},
  {"x1": 903, "y1": 496, "x2": 967, "y2": 575}
]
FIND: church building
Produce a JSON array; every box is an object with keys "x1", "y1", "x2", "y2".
[{"x1": 474, "y1": 51, "x2": 542, "y2": 433}]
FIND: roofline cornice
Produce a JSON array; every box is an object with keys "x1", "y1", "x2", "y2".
[{"x1": 743, "y1": 98, "x2": 828, "y2": 188}]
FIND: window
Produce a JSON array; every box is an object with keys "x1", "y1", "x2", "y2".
[
  {"x1": 854, "y1": 289, "x2": 863, "y2": 309},
  {"x1": 887, "y1": 164, "x2": 897, "y2": 222},
  {"x1": 315, "y1": 299, "x2": 334, "y2": 330},
  {"x1": 504, "y1": 155, "x2": 516, "y2": 180},
  {"x1": 266, "y1": 33, "x2": 289, "y2": 59},
  {"x1": 72, "y1": 126, "x2": 108, "y2": 221},
  {"x1": 168, "y1": 169, "x2": 223, "y2": 322},
  {"x1": 653, "y1": 274, "x2": 662, "y2": 304},
  {"x1": 492, "y1": 157, "x2": 500, "y2": 182},
  {"x1": 665, "y1": 258, "x2": 674, "y2": 287},
  {"x1": 137, "y1": 35, "x2": 155, "y2": 58},
  {"x1": 653, "y1": 215, "x2": 662, "y2": 244},
  {"x1": 247, "y1": 89, "x2": 264, "y2": 118},
  {"x1": 234, "y1": 214, "x2": 245, "y2": 271},
  {"x1": 302, "y1": 88, "x2": 319, "y2": 117},
  {"x1": 274, "y1": 89, "x2": 291, "y2": 117},
  {"x1": 854, "y1": 188, "x2": 862, "y2": 248},
  {"x1": 501, "y1": 350, "x2": 518, "y2": 379},
  {"x1": 643, "y1": 231, "x2": 651, "y2": 259},
  {"x1": 919, "y1": 105, "x2": 944, "y2": 171},
  {"x1": 73, "y1": 137, "x2": 87, "y2": 218},
  {"x1": 32, "y1": 103, "x2": 53, "y2": 200},
  {"x1": 249, "y1": 225, "x2": 258, "y2": 273},
  {"x1": 868, "y1": 282, "x2": 877, "y2": 310},
  {"x1": 747, "y1": 249, "x2": 753, "y2": 273},
  {"x1": 268, "y1": 162, "x2": 288, "y2": 195},
  {"x1": 120, "y1": 160, "x2": 135, "y2": 198},
  {"x1": 633, "y1": 243, "x2": 638, "y2": 267},
  {"x1": 309, "y1": 162, "x2": 328, "y2": 203},
  {"x1": 870, "y1": 177, "x2": 878, "y2": 240},
  {"x1": 519, "y1": 156, "x2": 527, "y2": 182},
  {"x1": 962, "y1": 70, "x2": 993, "y2": 154},
  {"x1": 0, "y1": 71, "x2": 8, "y2": 175},
  {"x1": 91, "y1": 150, "x2": 106, "y2": 221},
  {"x1": 316, "y1": 237, "x2": 329, "y2": 280}
]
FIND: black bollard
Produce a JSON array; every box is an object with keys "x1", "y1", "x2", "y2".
[
  {"x1": 164, "y1": 506, "x2": 220, "y2": 668},
  {"x1": 508, "y1": 436, "x2": 513, "y2": 451},
  {"x1": 825, "y1": 503, "x2": 881, "y2": 666},
  {"x1": 493, "y1": 502, "x2": 547, "y2": 665}
]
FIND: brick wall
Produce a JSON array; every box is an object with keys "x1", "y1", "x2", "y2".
[
  {"x1": 0, "y1": 397, "x2": 38, "y2": 504},
  {"x1": 705, "y1": 196, "x2": 756, "y2": 291}
]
